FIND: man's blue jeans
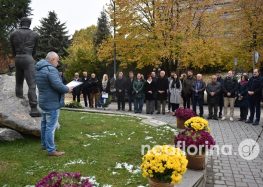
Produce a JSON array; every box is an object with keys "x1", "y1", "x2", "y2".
[
  {"x1": 134, "y1": 97, "x2": 144, "y2": 113},
  {"x1": 41, "y1": 109, "x2": 59, "y2": 153}
]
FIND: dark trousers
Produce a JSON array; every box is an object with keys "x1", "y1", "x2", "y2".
[
  {"x1": 157, "y1": 100, "x2": 166, "y2": 114},
  {"x1": 15, "y1": 55, "x2": 38, "y2": 108},
  {"x1": 134, "y1": 97, "x2": 144, "y2": 113},
  {"x1": 154, "y1": 98, "x2": 158, "y2": 111},
  {"x1": 208, "y1": 102, "x2": 218, "y2": 118},
  {"x1": 117, "y1": 92, "x2": 125, "y2": 110},
  {"x1": 73, "y1": 93, "x2": 80, "y2": 102},
  {"x1": 192, "y1": 96, "x2": 204, "y2": 116},
  {"x1": 183, "y1": 95, "x2": 192, "y2": 109},
  {"x1": 83, "y1": 92, "x2": 91, "y2": 107},
  {"x1": 240, "y1": 106, "x2": 248, "y2": 120},
  {"x1": 248, "y1": 97, "x2": 261, "y2": 122},
  {"x1": 128, "y1": 94, "x2": 133, "y2": 111},
  {"x1": 146, "y1": 100, "x2": 155, "y2": 114},
  {"x1": 171, "y1": 103, "x2": 179, "y2": 112},
  {"x1": 168, "y1": 92, "x2": 171, "y2": 111},
  {"x1": 218, "y1": 94, "x2": 224, "y2": 117}
]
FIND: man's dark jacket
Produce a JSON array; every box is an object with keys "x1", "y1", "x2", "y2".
[
  {"x1": 192, "y1": 80, "x2": 206, "y2": 98},
  {"x1": 89, "y1": 78, "x2": 99, "y2": 94},
  {"x1": 182, "y1": 76, "x2": 195, "y2": 97},
  {"x1": 206, "y1": 82, "x2": 221, "y2": 104},
  {"x1": 126, "y1": 78, "x2": 134, "y2": 95},
  {"x1": 247, "y1": 76, "x2": 263, "y2": 100},
  {"x1": 81, "y1": 77, "x2": 91, "y2": 94},
  {"x1": 222, "y1": 77, "x2": 238, "y2": 98},
  {"x1": 115, "y1": 77, "x2": 126, "y2": 95}
]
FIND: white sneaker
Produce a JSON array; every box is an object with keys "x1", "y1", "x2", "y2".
[
  {"x1": 230, "y1": 117, "x2": 234, "y2": 122},
  {"x1": 221, "y1": 117, "x2": 226, "y2": 121}
]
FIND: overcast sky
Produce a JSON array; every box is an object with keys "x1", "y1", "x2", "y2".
[{"x1": 30, "y1": 0, "x2": 109, "y2": 36}]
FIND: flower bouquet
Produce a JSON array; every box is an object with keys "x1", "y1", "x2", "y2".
[
  {"x1": 141, "y1": 145, "x2": 188, "y2": 187},
  {"x1": 174, "y1": 108, "x2": 196, "y2": 129},
  {"x1": 174, "y1": 117, "x2": 215, "y2": 170},
  {"x1": 36, "y1": 172, "x2": 93, "y2": 187}
]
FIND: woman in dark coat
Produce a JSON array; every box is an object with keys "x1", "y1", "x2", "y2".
[
  {"x1": 156, "y1": 71, "x2": 169, "y2": 114},
  {"x1": 237, "y1": 74, "x2": 249, "y2": 121},
  {"x1": 89, "y1": 73, "x2": 100, "y2": 108},
  {"x1": 145, "y1": 75, "x2": 156, "y2": 114}
]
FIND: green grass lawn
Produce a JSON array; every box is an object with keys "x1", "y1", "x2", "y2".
[{"x1": 0, "y1": 110, "x2": 176, "y2": 187}]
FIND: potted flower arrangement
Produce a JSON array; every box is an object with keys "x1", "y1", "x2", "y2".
[
  {"x1": 174, "y1": 108, "x2": 196, "y2": 129},
  {"x1": 141, "y1": 145, "x2": 188, "y2": 187},
  {"x1": 174, "y1": 117, "x2": 215, "y2": 170},
  {"x1": 36, "y1": 172, "x2": 93, "y2": 187},
  {"x1": 184, "y1": 116, "x2": 210, "y2": 131}
]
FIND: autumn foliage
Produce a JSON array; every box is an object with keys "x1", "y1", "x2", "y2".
[{"x1": 96, "y1": 0, "x2": 263, "y2": 71}]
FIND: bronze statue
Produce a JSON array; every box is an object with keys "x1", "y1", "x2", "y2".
[{"x1": 10, "y1": 17, "x2": 41, "y2": 117}]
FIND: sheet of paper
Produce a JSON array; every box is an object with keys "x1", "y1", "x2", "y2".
[
  {"x1": 102, "y1": 93, "x2": 109, "y2": 98},
  {"x1": 66, "y1": 81, "x2": 83, "y2": 88}
]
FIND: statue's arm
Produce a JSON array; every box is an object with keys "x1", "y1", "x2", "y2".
[
  {"x1": 32, "y1": 34, "x2": 39, "y2": 58},
  {"x1": 9, "y1": 34, "x2": 16, "y2": 56}
]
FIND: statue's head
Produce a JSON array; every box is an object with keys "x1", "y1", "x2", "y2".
[{"x1": 20, "y1": 17, "x2": 31, "y2": 28}]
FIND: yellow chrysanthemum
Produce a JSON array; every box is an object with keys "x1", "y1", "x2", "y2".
[
  {"x1": 141, "y1": 145, "x2": 188, "y2": 184},
  {"x1": 184, "y1": 117, "x2": 209, "y2": 131}
]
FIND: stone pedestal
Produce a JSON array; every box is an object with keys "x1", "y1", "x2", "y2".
[{"x1": 0, "y1": 75, "x2": 41, "y2": 136}]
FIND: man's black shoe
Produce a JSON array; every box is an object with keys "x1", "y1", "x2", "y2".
[
  {"x1": 252, "y1": 121, "x2": 259, "y2": 126},
  {"x1": 245, "y1": 120, "x2": 253, "y2": 124}
]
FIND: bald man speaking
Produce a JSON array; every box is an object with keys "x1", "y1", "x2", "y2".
[{"x1": 35, "y1": 52, "x2": 72, "y2": 156}]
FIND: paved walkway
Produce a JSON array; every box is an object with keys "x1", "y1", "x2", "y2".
[{"x1": 66, "y1": 99, "x2": 263, "y2": 187}]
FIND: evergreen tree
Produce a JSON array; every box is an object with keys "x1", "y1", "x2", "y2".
[
  {"x1": 94, "y1": 10, "x2": 110, "y2": 48},
  {"x1": 34, "y1": 11, "x2": 70, "y2": 60},
  {"x1": 0, "y1": 0, "x2": 31, "y2": 54}
]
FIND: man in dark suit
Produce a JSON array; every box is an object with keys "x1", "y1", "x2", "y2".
[
  {"x1": 246, "y1": 69, "x2": 263, "y2": 125},
  {"x1": 81, "y1": 71, "x2": 91, "y2": 107},
  {"x1": 206, "y1": 75, "x2": 221, "y2": 120},
  {"x1": 72, "y1": 72, "x2": 82, "y2": 103},
  {"x1": 192, "y1": 74, "x2": 206, "y2": 117},
  {"x1": 126, "y1": 71, "x2": 134, "y2": 111},
  {"x1": 216, "y1": 72, "x2": 224, "y2": 118},
  {"x1": 115, "y1": 72, "x2": 126, "y2": 111},
  {"x1": 222, "y1": 71, "x2": 238, "y2": 121}
]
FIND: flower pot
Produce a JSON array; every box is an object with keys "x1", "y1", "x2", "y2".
[
  {"x1": 148, "y1": 178, "x2": 174, "y2": 187},
  {"x1": 176, "y1": 117, "x2": 186, "y2": 129},
  {"x1": 186, "y1": 152, "x2": 206, "y2": 170}
]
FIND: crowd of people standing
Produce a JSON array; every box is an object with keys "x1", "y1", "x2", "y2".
[{"x1": 69, "y1": 68, "x2": 263, "y2": 125}]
